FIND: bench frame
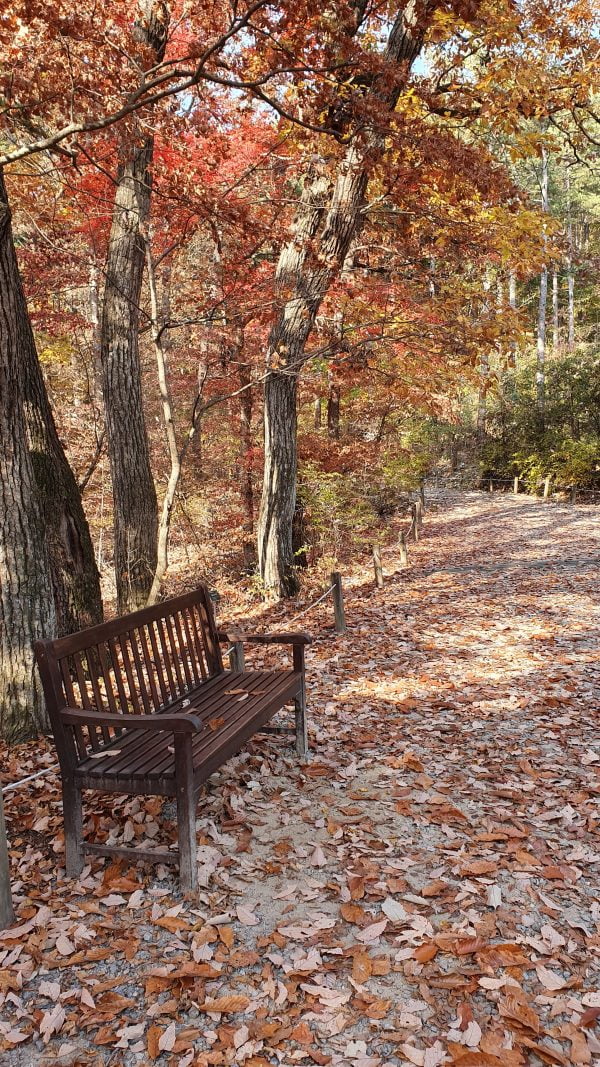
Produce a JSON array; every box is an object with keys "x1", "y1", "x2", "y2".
[{"x1": 34, "y1": 587, "x2": 310, "y2": 890}]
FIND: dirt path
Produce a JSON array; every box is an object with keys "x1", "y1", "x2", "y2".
[{"x1": 1, "y1": 491, "x2": 599, "y2": 1066}]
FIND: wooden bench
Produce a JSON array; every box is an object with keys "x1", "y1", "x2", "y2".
[{"x1": 34, "y1": 587, "x2": 310, "y2": 890}]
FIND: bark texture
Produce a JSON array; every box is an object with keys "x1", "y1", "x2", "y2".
[
  {"x1": 508, "y1": 271, "x2": 517, "y2": 369},
  {"x1": 327, "y1": 381, "x2": 341, "y2": 440},
  {"x1": 566, "y1": 172, "x2": 575, "y2": 352},
  {"x1": 257, "y1": 0, "x2": 434, "y2": 595},
  {"x1": 145, "y1": 248, "x2": 179, "y2": 607},
  {"x1": 100, "y1": 3, "x2": 168, "y2": 612},
  {"x1": 552, "y1": 269, "x2": 559, "y2": 351},
  {"x1": 0, "y1": 173, "x2": 57, "y2": 741},
  {"x1": 536, "y1": 145, "x2": 549, "y2": 424},
  {"x1": 477, "y1": 274, "x2": 493, "y2": 442},
  {"x1": 1, "y1": 172, "x2": 102, "y2": 641}
]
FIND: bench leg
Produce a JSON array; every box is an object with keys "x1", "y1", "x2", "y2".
[
  {"x1": 175, "y1": 737, "x2": 198, "y2": 892},
  {"x1": 63, "y1": 779, "x2": 84, "y2": 878},
  {"x1": 294, "y1": 683, "x2": 309, "y2": 760}
]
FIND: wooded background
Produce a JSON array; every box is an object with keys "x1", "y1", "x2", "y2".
[{"x1": 1, "y1": 0, "x2": 598, "y2": 741}]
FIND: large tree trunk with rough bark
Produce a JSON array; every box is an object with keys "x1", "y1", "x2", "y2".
[
  {"x1": 0, "y1": 172, "x2": 57, "y2": 742},
  {"x1": 259, "y1": 371, "x2": 300, "y2": 595},
  {"x1": 257, "y1": 0, "x2": 433, "y2": 595},
  {"x1": 1, "y1": 172, "x2": 102, "y2": 641},
  {"x1": 100, "y1": 3, "x2": 168, "y2": 612}
]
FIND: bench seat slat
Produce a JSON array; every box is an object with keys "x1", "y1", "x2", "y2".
[
  {"x1": 76, "y1": 673, "x2": 229, "y2": 779},
  {"x1": 75, "y1": 670, "x2": 300, "y2": 786},
  {"x1": 145, "y1": 669, "x2": 291, "y2": 780}
]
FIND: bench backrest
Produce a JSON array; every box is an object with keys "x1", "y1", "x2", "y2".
[{"x1": 34, "y1": 587, "x2": 223, "y2": 766}]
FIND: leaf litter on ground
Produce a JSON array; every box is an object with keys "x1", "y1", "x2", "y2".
[{"x1": 0, "y1": 489, "x2": 599, "y2": 1066}]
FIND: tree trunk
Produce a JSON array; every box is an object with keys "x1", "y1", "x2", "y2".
[
  {"x1": 100, "y1": 3, "x2": 168, "y2": 613},
  {"x1": 566, "y1": 173, "x2": 575, "y2": 351},
  {"x1": 327, "y1": 378, "x2": 341, "y2": 439},
  {"x1": 508, "y1": 270, "x2": 517, "y2": 369},
  {"x1": 259, "y1": 371, "x2": 300, "y2": 595},
  {"x1": 0, "y1": 172, "x2": 57, "y2": 741},
  {"x1": 567, "y1": 268, "x2": 575, "y2": 350},
  {"x1": 146, "y1": 245, "x2": 180, "y2": 606},
  {"x1": 257, "y1": 2, "x2": 432, "y2": 595},
  {"x1": 476, "y1": 350, "x2": 489, "y2": 442},
  {"x1": 476, "y1": 274, "x2": 492, "y2": 442},
  {"x1": 536, "y1": 145, "x2": 549, "y2": 427},
  {"x1": 89, "y1": 259, "x2": 102, "y2": 396},
  {"x1": 537, "y1": 267, "x2": 548, "y2": 422},
  {"x1": 552, "y1": 269, "x2": 559, "y2": 351},
  {"x1": 1, "y1": 173, "x2": 102, "y2": 640},
  {"x1": 508, "y1": 272, "x2": 517, "y2": 310}
]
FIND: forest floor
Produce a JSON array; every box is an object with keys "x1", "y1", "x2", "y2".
[{"x1": 1, "y1": 490, "x2": 599, "y2": 1067}]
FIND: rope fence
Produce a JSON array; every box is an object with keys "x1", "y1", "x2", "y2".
[
  {"x1": 2, "y1": 764, "x2": 60, "y2": 795},
  {"x1": 286, "y1": 581, "x2": 338, "y2": 625},
  {"x1": 484, "y1": 476, "x2": 600, "y2": 504}
]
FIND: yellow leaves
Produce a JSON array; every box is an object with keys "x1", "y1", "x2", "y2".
[
  {"x1": 38, "y1": 338, "x2": 73, "y2": 366},
  {"x1": 395, "y1": 88, "x2": 428, "y2": 121},
  {"x1": 428, "y1": 6, "x2": 466, "y2": 44}
]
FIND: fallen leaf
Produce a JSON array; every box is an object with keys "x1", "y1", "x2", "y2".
[
  {"x1": 199, "y1": 996, "x2": 250, "y2": 1014},
  {"x1": 356, "y1": 919, "x2": 387, "y2": 943}
]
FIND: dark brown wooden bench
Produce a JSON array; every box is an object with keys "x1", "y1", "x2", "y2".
[{"x1": 34, "y1": 587, "x2": 310, "y2": 890}]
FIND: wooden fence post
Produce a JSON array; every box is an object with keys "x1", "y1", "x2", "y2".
[
  {"x1": 372, "y1": 546, "x2": 384, "y2": 588},
  {"x1": 543, "y1": 475, "x2": 552, "y2": 499},
  {"x1": 419, "y1": 484, "x2": 425, "y2": 510},
  {"x1": 229, "y1": 640, "x2": 246, "y2": 672},
  {"x1": 399, "y1": 531, "x2": 408, "y2": 567},
  {"x1": 415, "y1": 499, "x2": 423, "y2": 531},
  {"x1": 330, "y1": 572, "x2": 346, "y2": 634},
  {"x1": 0, "y1": 791, "x2": 14, "y2": 930},
  {"x1": 514, "y1": 476, "x2": 519, "y2": 495},
  {"x1": 489, "y1": 479, "x2": 493, "y2": 493},
  {"x1": 410, "y1": 503, "x2": 419, "y2": 542},
  {"x1": 571, "y1": 486, "x2": 577, "y2": 505}
]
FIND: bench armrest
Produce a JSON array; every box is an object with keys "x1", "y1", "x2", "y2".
[
  {"x1": 246, "y1": 632, "x2": 312, "y2": 646},
  {"x1": 218, "y1": 630, "x2": 311, "y2": 647},
  {"x1": 60, "y1": 707, "x2": 203, "y2": 733}
]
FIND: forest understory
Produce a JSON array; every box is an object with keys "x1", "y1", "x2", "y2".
[{"x1": 1, "y1": 490, "x2": 599, "y2": 1066}]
